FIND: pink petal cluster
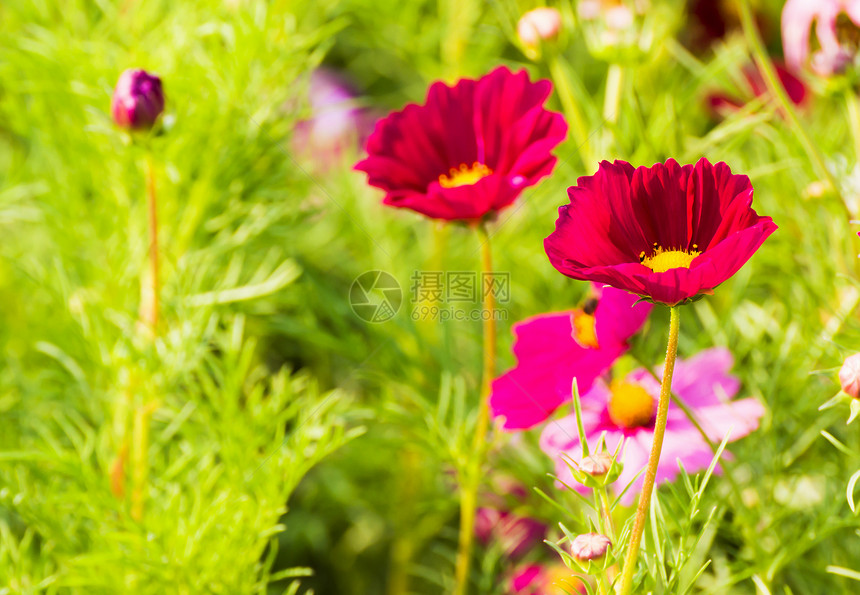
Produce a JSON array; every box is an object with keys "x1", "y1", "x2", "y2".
[
  {"x1": 541, "y1": 348, "x2": 765, "y2": 504},
  {"x1": 355, "y1": 66, "x2": 567, "y2": 221},
  {"x1": 490, "y1": 283, "x2": 652, "y2": 430},
  {"x1": 782, "y1": 0, "x2": 860, "y2": 73}
]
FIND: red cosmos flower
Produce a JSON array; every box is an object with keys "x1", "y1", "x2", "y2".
[
  {"x1": 544, "y1": 158, "x2": 777, "y2": 306},
  {"x1": 354, "y1": 66, "x2": 567, "y2": 221}
]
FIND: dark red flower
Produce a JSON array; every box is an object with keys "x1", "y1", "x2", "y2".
[
  {"x1": 707, "y1": 61, "x2": 807, "y2": 118},
  {"x1": 544, "y1": 158, "x2": 777, "y2": 306},
  {"x1": 354, "y1": 66, "x2": 567, "y2": 221}
]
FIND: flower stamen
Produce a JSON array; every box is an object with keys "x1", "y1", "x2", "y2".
[
  {"x1": 571, "y1": 310, "x2": 599, "y2": 348},
  {"x1": 639, "y1": 244, "x2": 701, "y2": 273},
  {"x1": 607, "y1": 381, "x2": 654, "y2": 428},
  {"x1": 438, "y1": 162, "x2": 493, "y2": 188}
]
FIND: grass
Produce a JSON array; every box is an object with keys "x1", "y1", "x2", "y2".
[{"x1": 3, "y1": 0, "x2": 860, "y2": 593}]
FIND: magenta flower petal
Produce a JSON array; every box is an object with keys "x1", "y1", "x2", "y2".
[
  {"x1": 593, "y1": 284, "x2": 652, "y2": 347},
  {"x1": 490, "y1": 313, "x2": 625, "y2": 430},
  {"x1": 545, "y1": 158, "x2": 776, "y2": 306},
  {"x1": 355, "y1": 66, "x2": 567, "y2": 222},
  {"x1": 490, "y1": 287, "x2": 650, "y2": 431}
]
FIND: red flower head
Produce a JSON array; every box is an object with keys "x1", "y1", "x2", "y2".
[
  {"x1": 354, "y1": 66, "x2": 567, "y2": 221},
  {"x1": 544, "y1": 158, "x2": 777, "y2": 306}
]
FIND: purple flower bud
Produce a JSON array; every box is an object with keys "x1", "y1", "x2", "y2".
[
  {"x1": 111, "y1": 69, "x2": 164, "y2": 130},
  {"x1": 570, "y1": 532, "x2": 611, "y2": 562}
]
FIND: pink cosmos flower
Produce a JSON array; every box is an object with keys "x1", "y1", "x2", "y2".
[
  {"x1": 782, "y1": 0, "x2": 860, "y2": 72},
  {"x1": 355, "y1": 66, "x2": 567, "y2": 221},
  {"x1": 292, "y1": 68, "x2": 374, "y2": 170},
  {"x1": 475, "y1": 507, "x2": 546, "y2": 558},
  {"x1": 541, "y1": 347, "x2": 765, "y2": 504},
  {"x1": 490, "y1": 284, "x2": 652, "y2": 431}
]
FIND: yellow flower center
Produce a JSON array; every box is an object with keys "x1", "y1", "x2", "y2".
[
  {"x1": 639, "y1": 244, "x2": 701, "y2": 273},
  {"x1": 607, "y1": 381, "x2": 654, "y2": 428},
  {"x1": 438, "y1": 162, "x2": 493, "y2": 188},
  {"x1": 571, "y1": 311, "x2": 599, "y2": 348},
  {"x1": 545, "y1": 565, "x2": 578, "y2": 594}
]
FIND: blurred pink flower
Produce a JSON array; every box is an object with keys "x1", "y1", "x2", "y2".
[
  {"x1": 475, "y1": 507, "x2": 546, "y2": 558},
  {"x1": 510, "y1": 564, "x2": 585, "y2": 594},
  {"x1": 707, "y1": 61, "x2": 807, "y2": 118},
  {"x1": 541, "y1": 348, "x2": 765, "y2": 504},
  {"x1": 782, "y1": 0, "x2": 860, "y2": 72},
  {"x1": 839, "y1": 353, "x2": 860, "y2": 398},
  {"x1": 292, "y1": 68, "x2": 373, "y2": 170},
  {"x1": 490, "y1": 284, "x2": 652, "y2": 431}
]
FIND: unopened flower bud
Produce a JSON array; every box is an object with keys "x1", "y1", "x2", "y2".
[
  {"x1": 840, "y1": 353, "x2": 860, "y2": 398},
  {"x1": 111, "y1": 69, "x2": 164, "y2": 130},
  {"x1": 517, "y1": 7, "x2": 562, "y2": 48},
  {"x1": 568, "y1": 449, "x2": 623, "y2": 489},
  {"x1": 570, "y1": 532, "x2": 612, "y2": 573},
  {"x1": 580, "y1": 452, "x2": 612, "y2": 476}
]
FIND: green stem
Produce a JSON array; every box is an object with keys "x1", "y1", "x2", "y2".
[
  {"x1": 737, "y1": 0, "x2": 848, "y2": 218},
  {"x1": 603, "y1": 63, "x2": 624, "y2": 124},
  {"x1": 846, "y1": 91, "x2": 860, "y2": 171},
  {"x1": 144, "y1": 153, "x2": 159, "y2": 333},
  {"x1": 617, "y1": 306, "x2": 681, "y2": 595},
  {"x1": 546, "y1": 52, "x2": 592, "y2": 167},
  {"x1": 452, "y1": 223, "x2": 496, "y2": 595}
]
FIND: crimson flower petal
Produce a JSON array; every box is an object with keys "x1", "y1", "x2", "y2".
[
  {"x1": 545, "y1": 158, "x2": 777, "y2": 306},
  {"x1": 355, "y1": 66, "x2": 566, "y2": 221}
]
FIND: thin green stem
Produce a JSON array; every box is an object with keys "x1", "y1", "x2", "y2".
[
  {"x1": 546, "y1": 52, "x2": 592, "y2": 167},
  {"x1": 737, "y1": 0, "x2": 849, "y2": 218},
  {"x1": 603, "y1": 63, "x2": 624, "y2": 124},
  {"x1": 144, "y1": 153, "x2": 159, "y2": 333},
  {"x1": 846, "y1": 91, "x2": 860, "y2": 169},
  {"x1": 452, "y1": 223, "x2": 496, "y2": 595},
  {"x1": 617, "y1": 306, "x2": 681, "y2": 595}
]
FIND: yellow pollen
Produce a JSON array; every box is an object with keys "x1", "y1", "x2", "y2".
[
  {"x1": 640, "y1": 246, "x2": 701, "y2": 273},
  {"x1": 438, "y1": 162, "x2": 493, "y2": 188},
  {"x1": 545, "y1": 565, "x2": 577, "y2": 594},
  {"x1": 571, "y1": 311, "x2": 599, "y2": 349},
  {"x1": 607, "y1": 381, "x2": 654, "y2": 428}
]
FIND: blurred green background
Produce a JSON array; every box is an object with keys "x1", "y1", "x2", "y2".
[{"x1": 3, "y1": 0, "x2": 860, "y2": 593}]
